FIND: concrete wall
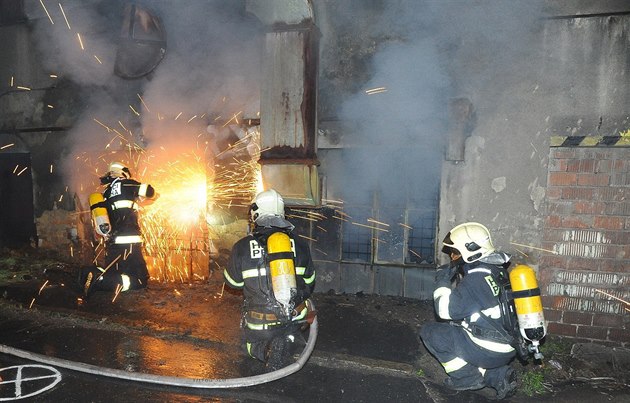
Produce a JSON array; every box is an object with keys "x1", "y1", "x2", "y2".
[{"x1": 435, "y1": 10, "x2": 630, "y2": 345}]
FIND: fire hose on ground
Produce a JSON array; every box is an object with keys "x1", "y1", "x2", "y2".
[{"x1": 0, "y1": 303, "x2": 318, "y2": 389}]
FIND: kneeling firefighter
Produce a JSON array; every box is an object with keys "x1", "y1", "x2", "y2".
[
  {"x1": 420, "y1": 222, "x2": 519, "y2": 400},
  {"x1": 224, "y1": 189, "x2": 316, "y2": 371},
  {"x1": 79, "y1": 161, "x2": 158, "y2": 297}
]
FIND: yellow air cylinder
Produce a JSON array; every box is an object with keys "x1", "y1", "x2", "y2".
[
  {"x1": 509, "y1": 264, "x2": 546, "y2": 342},
  {"x1": 89, "y1": 193, "x2": 111, "y2": 237},
  {"x1": 267, "y1": 231, "x2": 297, "y2": 310}
]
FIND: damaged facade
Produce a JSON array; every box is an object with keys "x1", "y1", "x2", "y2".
[{"x1": 0, "y1": 0, "x2": 628, "y2": 346}]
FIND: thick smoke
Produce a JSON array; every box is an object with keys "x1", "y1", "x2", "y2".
[
  {"x1": 333, "y1": 0, "x2": 546, "y2": 206},
  {"x1": 29, "y1": 0, "x2": 262, "y2": 190}
]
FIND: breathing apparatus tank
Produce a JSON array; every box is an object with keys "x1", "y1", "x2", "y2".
[
  {"x1": 509, "y1": 264, "x2": 546, "y2": 359},
  {"x1": 267, "y1": 231, "x2": 297, "y2": 317},
  {"x1": 89, "y1": 193, "x2": 111, "y2": 237}
]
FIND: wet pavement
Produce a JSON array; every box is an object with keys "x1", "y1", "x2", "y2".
[{"x1": 0, "y1": 274, "x2": 629, "y2": 402}]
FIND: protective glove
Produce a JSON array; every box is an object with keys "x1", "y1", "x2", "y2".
[{"x1": 434, "y1": 264, "x2": 456, "y2": 287}]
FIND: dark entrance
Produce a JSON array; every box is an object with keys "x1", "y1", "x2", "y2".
[{"x1": 0, "y1": 153, "x2": 36, "y2": 247}]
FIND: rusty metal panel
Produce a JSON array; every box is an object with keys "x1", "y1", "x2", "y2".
[{"x1": 261, "y1": 30, "x2": 308, "y2": 150}]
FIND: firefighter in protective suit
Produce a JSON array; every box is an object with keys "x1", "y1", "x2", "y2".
[
  {"x1": 420, "y1": 222, "x2": 517, "y2": 400},
  {"x1": 79, "y1": 162, "x2": 158, "y2": 296},
  {"x1": 224, "y1": 189, "x2": 316, "y2": 371}
]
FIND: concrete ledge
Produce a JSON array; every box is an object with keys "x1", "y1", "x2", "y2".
[{"x1": 309, "y1": 350, "x2": 416, "y2": 376}]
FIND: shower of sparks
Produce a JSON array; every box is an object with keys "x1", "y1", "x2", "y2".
[
  {"x1": 17, "y1": 166, "x2": 28, "y2": 176},
  {"x1": 365, "y1": 86, "x2": 387, "y2": 95},
  {"x1": 50, "y1": 164, "x2": 53, "y2": 173},
  {"x1": 352, "y1": 222, "x2": 389, "y2": 232},
  {"x1": 314, "y1": 248, "x2": 327, "y2": 256},
  {"x1": 77, "y1": 33, "x2": 84, "y2": 50},
  {"x1": 29, "y1": 298, "x2": 36, "y2": 309},
  {"x1": 112, "y1": 284, "x2": 122, "y2": 303},
  {"x1": 218, "y1": 282, "x2": 225, "y2": 297},
  {"x1": 94, "y1": 55, "x2": 103, "y2": 64},
  {"x1": 38, "y1": 280, "x2": 50, "y2": 295},
  {"x1": 138, "y1": 94, "x2": 150, "y2": 112},
  {"x1": 16, "y1": 86, "x2": 31, "y2": 91},
  {"x1": 47, "y1": 104, "x2": 54, "y2": 108},
  {"x1": 93, "y1": 118, "x2": 111, "y2": 131},
  {"x1": 595, "y1": 289, "x2": 630, "y2": 306},
  {"x1": 514, "y1": 248, "x2": 529, "y2": 258},
  {"x1": 510, "y1": 242, "x2": 558, "y2": 255},
  {"x1": 222, "y1": 111, "x2": 243, "y2": 127},
  {"x1": 398, "y1": 223, "x2": 413, "y2": 229},
  {"x1": 187, "y1": 115, "x2": 198, "y2": 123},
  {"x1": 368, "y1": 218, "x2": 390, "y2": 227},
  {"x1": 59, "y1": 3, "x2": 71, "y2": 30},
  {"x1": 75, "y1": 122, "x2": 263, "y2": 282},
  {"x1": 129, "y1": 105, "x2": 140, "y2": 116},
  {"x1": 174, "y1": 112, "x2": 183, "y2": 120},
  {"x1": 50, "y1": 74, "x2": 58, "y2": 79},
  {"x1": 1, "y1": 144, "x2": 14, "y2": 150},
  {"x1": 10, "y1": 76, "x2": 14, "y2": 86},
  {"x1": 40, "y1": 0, "x2": 54, "y2": 24}
]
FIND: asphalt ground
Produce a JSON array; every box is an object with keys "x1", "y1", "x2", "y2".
[{"x1": 0, "y1": 276, "x2": 628, "y2": 402}]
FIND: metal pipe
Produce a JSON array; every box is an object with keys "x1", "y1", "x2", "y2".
[{"x1": 0, "y1": 303, "x2": 318, "y2": 388}]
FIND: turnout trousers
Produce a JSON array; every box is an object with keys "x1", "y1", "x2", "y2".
[{"x1": 420, "y1": 321, "x2": 515, "y2": 389}]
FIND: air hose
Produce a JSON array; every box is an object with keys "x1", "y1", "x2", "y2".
[{"x1": 0, "y1": 303, "x2": 318, "y2": 389}]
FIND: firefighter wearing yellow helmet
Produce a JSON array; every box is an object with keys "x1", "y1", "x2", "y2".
[
  {"x1": 79, "y1": 162, "x2": 158, "y2": 297},
  {"x1": 223, "y1": 189, "x2": 316, "y2": 371},
  {"x1": 420, "y1": 222, "x2": 518, "y2": 400}
]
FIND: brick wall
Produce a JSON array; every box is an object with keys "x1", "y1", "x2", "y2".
[{"x1": 541, "y1": 147, "x2": 630, "y2": 346}]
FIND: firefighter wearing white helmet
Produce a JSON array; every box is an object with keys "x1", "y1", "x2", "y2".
[
  {"x1": 79, "y1": 161, "x2": 158, "y2": 298},
  {"x1": 224, "y1": 189, "x2": 316, "y2": 371},
  {"x1": 420, "y1": 222, "x2": 518, "y2": 400}
]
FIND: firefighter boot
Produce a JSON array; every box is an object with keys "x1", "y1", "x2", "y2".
[
  {"x1": 265, "y1": 335, "x2": 290, "y2": 372},
  {"x1": 443, "y1": 365, "x2": 485, "y2": 391},
  {"x1": 493, "y1": 367, "x2": 517, "y2": 400},
  {"x1": 78, "y1": 266, "x2": 104, "y2": 298}
]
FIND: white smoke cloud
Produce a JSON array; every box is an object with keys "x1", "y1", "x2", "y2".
[
  {"x1": 332, "y1": 0, "x2": 546, "y2": 205},
  {"x1": 28, "y1": 0, "x2": 263, "y2": 190}
]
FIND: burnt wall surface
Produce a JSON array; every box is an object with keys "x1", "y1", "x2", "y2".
[{"x1": 541, "y1": 147, "x2": 629, "y2": 346}]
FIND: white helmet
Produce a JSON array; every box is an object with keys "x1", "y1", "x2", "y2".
[
  {"x1": 250, "y1": 189, "x2": 285, "y2": 223},
  {"x1": 108, "y1": 161, "x2": 131, "y2": 179},
  {"x1": 442, "y1": 222, "x2": 495, "y2": 263}
]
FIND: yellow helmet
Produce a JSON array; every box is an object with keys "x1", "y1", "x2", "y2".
[
  {"x1": 442, "y1": 222, "x2": 495, "y2": 263},
  {"x1": 107, "y1": 161, "x2": 131, "y2": 179}
]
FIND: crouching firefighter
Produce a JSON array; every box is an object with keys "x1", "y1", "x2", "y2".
[
  {"x1": 224, "y1": 189, "x2": 316, "y2": 371},
  {"x1": 420, "y1": 222, "x2": 519, "y2": 400},
  {"x1": 79, "y1": 161, "x2": 158, "y2": 298}
]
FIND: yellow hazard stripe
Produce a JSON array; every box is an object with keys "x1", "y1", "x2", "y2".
[{"x1": 550, "y1": 135, "x2": 630, "y2": 147}]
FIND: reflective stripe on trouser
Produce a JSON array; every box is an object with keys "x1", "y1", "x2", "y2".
[{"x1": 420, "y1": 321, "x2": 514, "y2": 382}]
